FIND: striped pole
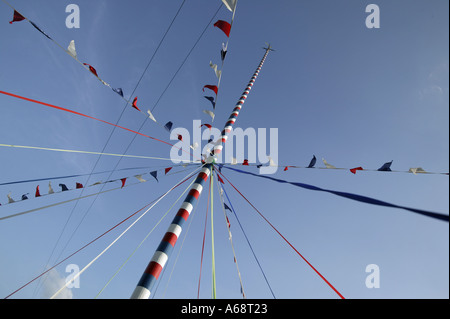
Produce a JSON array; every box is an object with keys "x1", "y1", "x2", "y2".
[{"x1": 130, "y1": 46, "x2": 272, "y2": 299}]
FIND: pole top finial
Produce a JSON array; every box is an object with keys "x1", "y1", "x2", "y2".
[{"x1": 263, "y1": 43, "x2": 275, "y2": 51}]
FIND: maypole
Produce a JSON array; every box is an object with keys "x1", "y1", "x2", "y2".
[{"x1": 130, "y1": 45, "x2": 273, "y2": 299}]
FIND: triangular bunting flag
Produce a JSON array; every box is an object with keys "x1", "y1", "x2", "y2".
[
  {"x1": 204, "y1": 96, "x2": 216, "y2": 109},
  {"x1": 221, "y1": 43, "x2": 228, "y2": 62},
  {"x1": 67, "y1": 40, "x2": 77, "y2": 59},
  {"x1": 165, "y1": 167, "x2": 173, "y2": 175},
  {"x1": 209, "y1": 61, "x2": 222, "y2": 79},
  {"x1": 242, "y1": 159, "x2": 249, "y2": 166},
  {"x1": 222, "y1": 0, "x2": 237, "y2": 12},
  {"x1": 147, "y1": 109, "x2": 157, "y2": 122},
  {"x1": 378, "y1": 161, "x2": 393, "y2": 172},
  {"x1": 48, "y1": 181, "x2": 54, "y2": 194},
  {"x1": 409, "y1": 167, "x2": 427, "y2": 175},
  {"x1": 307, "y1": 155, "x2": 317, "y2": 168},
  {"x1": 224, "y1": 203, "x2": 232, "y2": 212},
  {"x1": 59, "y1": 184, "x2": 69, "y2": 191},
  {"x1": 322, "y1": 158, "x2": 336, "y2": 169},
  {"x1": 131, "y1": 97, "x2": 141, "y2": 111},
  {"x1": 120, "y1": 178, "x2": 127, "y2": 188},
  {"x1": 83, "y1": 63, "x2": 99, "y2": 77},
  {"x1": 350, "y1": 167, "x2": 364, "y2": 174},
  {"x1": 112, "y1": 87, "x2": 124, "y2": 97},
  {"x1": 203, "y1": 85, "x2": 218, "y2": 95},
  {"x1": 203, "y1": 110, "x2": 215, "y2": 121},
  {"x1": 29, "y1": 21, "x2": 52, "y2": 39},
  {"x1": 76, "y1": 182, "x2": 83, "y2": 189},
  {"x1": 7, "y1": 192, "x2": 15, "y2": 204},
  {"x1": 200, "y1": 124, "x2": 212, "y2": 130},
  {"x1": 135, "y1": 175, "x2": 146, "y2": 182},
  {"x1": 9, "y1": 10, "x2": 25, "y2": 24},
  {"x1": 150, "y1": 171, "x2": 158, "y2": 182},
  {"x1": 217, "y1": 174, "x2": 225, "y2": 184},
  {"x1": 164, "y1": 122, "x2": 173, "y2": 132},
  {"x1": 35, "y1": 185, "x2": 41, "y2": 197},
  {"x1": 22, "y1": 194, "x2": 29, "y2": 200},
  {"x1": 190, "y1": 142, "x2": 199, "y2": 150},
  {"x1": 214, "y1": 20, "x2": 232, "y2": 37}
]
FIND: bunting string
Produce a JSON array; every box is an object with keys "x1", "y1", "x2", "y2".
[
  {"x1": 222, "y1": 166, "x2": 449, "y2": 223},
  {"x1": 224, "y1": 157, "x2": 449, "y2": 176},
  {"x1": 0, "y1": 165, "x2": 199, "y2": 210},
  {"x1": 214, "y1": 170, "x2": 247, "y2": 299}
]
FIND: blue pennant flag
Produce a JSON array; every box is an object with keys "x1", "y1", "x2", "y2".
[
  {"x1": 150, "y1": 171, "x2": 158, "y2": 182},
  {"x1": 164, "y1": 121, "x2": 173, "y2": 132},
  {"x1": 378, "y1": 161, "x2": 393, "y2": 172},
  {"x1": 204, "y1": 96, "x2": 216, "y2": 109},
  {"x1": 112, "y1": 87, "x2": 124, "y2": 97},
  {"x1": 307, "y1": 155, "x2": 317, "y2": 168}
]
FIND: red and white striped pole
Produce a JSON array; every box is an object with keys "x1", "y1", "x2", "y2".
[{"x1": 131, "y1": 46, "x2": 273, "y2": 299}]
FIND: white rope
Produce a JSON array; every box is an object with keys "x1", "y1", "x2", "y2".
[{"x1": 49, "y1": 166, "x2": 202, "y2": 299}]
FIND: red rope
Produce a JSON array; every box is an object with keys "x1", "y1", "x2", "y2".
[
  {"x1": 0, "y1": 90, "x2": 197, "y2": 160},
  {"x1": 215, "y1": 168, "x2": 345, "y2": 299}
]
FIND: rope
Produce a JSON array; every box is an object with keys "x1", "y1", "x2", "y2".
[
  {"x1": 210, "y1": 168, "x2": 217, "y2": 299},
  {"x1": 214, "y1": 170, "x2": 246, "y2": 298},
  {"x1": 197, "y1": 173, "x2": 211, "y2": 299},
  {"x1": 94, "y1": 165, "x2": 201, "y2": 298},
  {"x1": 49, "y1": 167, "x2": 201, "y2": 299},
  {"x1": 0, "y1": 143, "x2": 182, "y2": 162},
  {"x1": 216, "y1": 169, "x2": 345, "y2": 299}
]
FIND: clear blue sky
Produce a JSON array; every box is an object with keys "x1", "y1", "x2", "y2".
[{"x1": 0, "y1": 0, "x2": 448, "y2": 299}]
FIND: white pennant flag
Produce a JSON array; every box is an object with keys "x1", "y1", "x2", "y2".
[
  {"x1": 409, "y1": 167, "x2": 427, "y2": 175},
  {"x1": 209, "y1": 61, "x2": 222, "y2": 79},
  {"x1": 48, "y1": 181, "x2": 54, "y2": 194},
  {"x1": 7, "y1": 192, "x2": 15, "y2": 204},
  {"x1": 67, "y1": 40, "x2": 77, "y2": 60},
  {"x1": 322, "y1": 158, "x2": 336, "y2": 169},
  {"x1": 203, "y1": 110, "x2": 215, "y2": 121},
  {"x1": 231, "y1": 157, "x2": 237, "y2": 165},
  {"x1": 134, "y1": 175, "x2": 146, "y2": 182},
  {"x1": 147, "y1": 109, "x2": 157, "y2": 122},
  {"x1": 190, "y1": 142, "x2": 199, "y2": 150},
  {"x1": 268, "y1": 156, "x2": 277, "y2": 167},
  {"x1": 222, "y1": 0, "x2": 237, "y2": 12}
]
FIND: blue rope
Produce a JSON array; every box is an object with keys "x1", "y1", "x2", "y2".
[{"x1": 221, "y1": 183, "x2": 276, "y2": 299}]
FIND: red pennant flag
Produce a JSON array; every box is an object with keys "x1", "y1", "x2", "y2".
[
  {"x1": 76, "y1": 183, "x2": 84, "y2": 189},
  {"x1": 165, "y1": 167, "x2": 173, "y2": 175},
  {"x1": 177, "y1": 134, "x2": 183, "y2": 141},
  {"x1": 35, "y1": 185, "x2": 41, "y2": 197},
  {"x1": 226, "y1": 216, "x2": 231, "y2": 229},
  {"x1": 200, "y1": 124, "x2": 212, "y2": 130},
  {"x1": 203, "y1": 85, "x2": 218, "y2": 95},
  {"x1": 284, "y1": 166, "x2": 289, "y2": 171},
  {"x1": 83, "y1": 63, "x2": 99, "y2": 77},
  {"x1": 214, "y1": 20, "x2": 231, "y2": 37},
  {"x1": 9, "y1": 10, "x2": 26, "y2": 24},
  {"x1": 121, "y1": 178, "x2": 127, "y2": 188},
  {"x1": 217, "y1": 174, "x2": 225, "y2": 184},
  {"x1": 350, "y1": 167, "x2": 364, "y2": 174},
  {"x1": 132, "y1": 97, "x2": 141, "y2": 111},
  {"x1": 242, "y1": 159, "x2": 249, "y2": 166}
]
